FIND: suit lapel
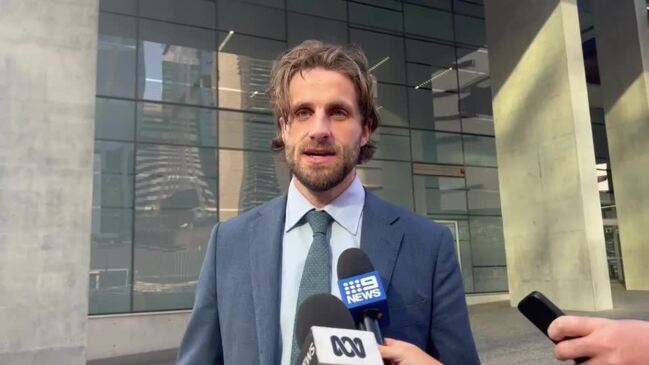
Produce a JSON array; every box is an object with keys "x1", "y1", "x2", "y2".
[
  {"x1": 360, "y1": 191, "x2": 404, "y2": 292},
  {"x1": 249, "y1": 195, "x2": 286, "y2": 365}
]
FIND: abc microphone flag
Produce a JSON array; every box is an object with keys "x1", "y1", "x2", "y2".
[{"x1": 295, "y1": 294, "x2": 382, "y2": 365}]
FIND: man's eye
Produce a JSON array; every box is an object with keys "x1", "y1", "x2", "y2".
[
  {"x1": 331, "y1": 109, "x2": 348, "y2": 120},
  {"x1": 294, "y1": 109, "x2": 312, "y2": 120}
]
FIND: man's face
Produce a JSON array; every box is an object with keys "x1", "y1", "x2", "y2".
[{"x1": 282, "y1": 67, "x2": 370, "y2": 192}]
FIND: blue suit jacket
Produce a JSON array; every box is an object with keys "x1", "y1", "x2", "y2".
[{"x1": 177, "y1": 191, "x2": 480, "y2": 365}]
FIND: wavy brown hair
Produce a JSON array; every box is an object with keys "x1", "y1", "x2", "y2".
[{"x1": 268, "y1": 40, "x2": 379, "y2": 164}]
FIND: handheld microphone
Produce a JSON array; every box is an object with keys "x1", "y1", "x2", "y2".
[
  {"x1": 295, "y1": 293, "x2": 383, "y2": 365},
  {"x1": 336, "y1": 248, "x2": 389, "y2": 345}
]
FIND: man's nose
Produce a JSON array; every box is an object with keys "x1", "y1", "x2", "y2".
[{"x1": 307, "y1": 111, "x2": 332, "y2": 140}]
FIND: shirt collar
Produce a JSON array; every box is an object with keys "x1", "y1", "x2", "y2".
[{"x1": 284, "y1": 174, "x2": 365, "y2": 235}]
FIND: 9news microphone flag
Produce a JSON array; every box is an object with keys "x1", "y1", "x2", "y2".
[{"x1": 337, "y1": 248, "x2": 389, "y2": 344}]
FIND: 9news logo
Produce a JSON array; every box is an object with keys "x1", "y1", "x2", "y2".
[
  {"x1": 330, "y1": 336, "x2": 366, "y2": 358},
  {"x1": 341, "y1": 274, "x2": 382, "y2": 304}
]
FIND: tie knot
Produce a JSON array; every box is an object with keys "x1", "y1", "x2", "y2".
[{"x1": 305, "y1": 210, "x2": 333, "y2": 235}]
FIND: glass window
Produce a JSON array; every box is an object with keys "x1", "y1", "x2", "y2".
[
  {"x1": 138, "y1": 19, "x2": 217, "y2": 106},
  {"x1": 218, "y1": 0, "x2": 286, "y2": 40},
  {"x1": 465, "y1": 166, "x2": 500, "y2": 215},
  {"x1": 469, "y1": 215, "x2": 505, "y2": 266},
  {"x1": 413, "y1": 175, "x2": 467, "y2": 215},
  {"x1": 135, "y1": 144, "x2": 218, "y2": 179},
  {"x1": 406, "y1": 39, "x2": 455, "y2": 68},
  {"x1": 95, "y1": 141, "x2": 135, "y2": 174},
  {"x1": 350, "y1": 29, "x2": 406, "y2": 84},
  {"x1": 456, "y1": 47, "x2": 489, "y2": 71},
  {"x1": 463, "y1": 134, "x2": 496, "y2": 167},
  {"x1": 456, "y1": 48, "x2": 489, "y2": 89},
  {"x1": 458, "y1": 240, "x2": 474, "y2": 292},
  {"x1": 592, "y1": 124, "x2": 609, "y2": 159},
  {"x1": 459, "y1": 76, "x2": 493, "y2": 118},
  {"x1": 408, "y1": 89, "x2": 461, "y2": 132},
  {"x1": 357, "y1": 160, "x2": 414, "y2": 211},
  {"x1": 241, "y1": 0, "x2": 284, "y2": 8},
  {"x1": 89, "y1": 207, "x2": 133, "y2": 314},
  {"x1": 95, "y1": 98, "x2": 135, "y2": 141},
  {"x1": 137, "y1": 102, "x2": 218, "y2": 146},
  {"x1": 376, "y1": 83, "x2": 408, "y2": 127},
  {"x1": 219, "y1": 150, "x2": 289, "y2": 220},
  {"x1": 97, "y1": 13, "x2": 136, "y2": 98},
  {"x1": 354, "y1": 0, "x2": 402, "y2": 11},
  {"x1": 139, "y1": 0, "x2": 217, "y2": 28},
  {"x1": 349, "y1": 2, "x2": 403, "y2": 32},
  {"x1": 407, "y1": 63, "x2": 458, "y2": 92},
  {"x1": 404, "y1": 4, "x2": 453, "y2": 41},
  {"x1": 454, "y1": 14, "x2": 486, "y2": 46},
  {"x1": 287, "y1": 13, "x2": 348, "y2": 46},
  {"x1": 218, "y1": 33, "x2": 286, "y2": 112},
  {"x1": 374, "y1": 127, "x2": 411, "y2": 161},
  {"x1": 93, "y1": 172, "x2": 134, "y2": 209},
  {"x1": 411, "y1": 130, "x2": 464, "y2": 164},
  {"x1": 132, "y1": 208, "x2": 215, "y2": 311},
  {"x1": 404, "y1": 0, "x2": 451, "y2": 10},
  {"x1": 472, "y1": 267, "x2": 508, "y2": 292},
  {"x1": 462, "y1": 116, "x2": 494, "y2": 136},
  {"x1": 99, "y1": 0, "x2": 136, "y2": 15},
  {"x1": 135, "y1": 174, "x2": 217, "y2": 211},
  {"x1": 453, "y1": 0, "x2": 484, "y2": 17},
  {"x1": 287, "y1": 0, "x2": 347, "y2": 21},
  {"x1": 590, "y1": 107, "x2": 605, "y2": 124},
  {"x1": 218, "y1": 111, "x2": 276, "y2": 151}
]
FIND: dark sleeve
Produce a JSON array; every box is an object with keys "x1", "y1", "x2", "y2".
[
  {"x1": 428, "y1": 227, "x2": 481, "y2": 365},
  {"x1": 176, "y1": 224, "x2": 224, "y2": 365}
]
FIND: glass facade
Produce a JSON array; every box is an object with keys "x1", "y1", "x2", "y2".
[{"x1": 91, "y1": 0, "x2": 505, "y2": 315}]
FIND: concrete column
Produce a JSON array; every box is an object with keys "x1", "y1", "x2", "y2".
[
  {"x1": 0, "y1": 1, "x2": 98, "y2": 364},
  {"x1": 590, "y1": 0, "x2": 649, "y2": 290},
  {"x1": 484, "y1": 0, "x2": 612, "y2": 310}
]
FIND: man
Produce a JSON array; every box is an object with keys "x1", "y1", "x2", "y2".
[
  {"x1": 176, "y1": 40, "x2": 479, "y2": 365},
  {"x1": 549, "y1": 316, "x2": 649, "y2": 364}
]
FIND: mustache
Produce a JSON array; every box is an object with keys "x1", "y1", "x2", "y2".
[{"x1": 298, "y1": 142, "x2": 338, "y2": 153}]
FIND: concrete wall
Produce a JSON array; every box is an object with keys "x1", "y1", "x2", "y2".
[
  {"x1": 87, "y1": 311, "x2": 190, "y2": 360},
  {"x1": 591, "y1": 0, "x2": 649, "y2": 290},
  {"x1": 484, "y1": 0, "x2": 612, "y2": 311},
  {"x1": 0, "y1": 0, "x2": 99, "y2": 364}
]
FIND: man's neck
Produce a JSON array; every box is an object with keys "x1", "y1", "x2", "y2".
[{"x1": 293, "y1": 170, "x2": 357, "y2": 208}]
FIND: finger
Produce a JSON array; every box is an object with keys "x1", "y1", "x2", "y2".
[
  {"x1": 383, "y1": 338, "x2": 405, "y2": 347},
  {"x1": 554, "y1": 337, "x2": 597, "y2": 361},
  {"x1": 548, "y1": 316, "x2": 603, "y2": 341},
  {"x1": 379, "y1": 339, "x2": 403, "y2": 360},
  {"x1": 378, "y1": 344, "x2": 402, "y2": 360}
]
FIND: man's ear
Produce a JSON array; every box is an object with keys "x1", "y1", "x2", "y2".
[
  {"x1": 280, "y1": 116, "x2": 288, "y2": 140},
  {"x1": 360, "y1": 122, "x2": 371, "y2": 146}
]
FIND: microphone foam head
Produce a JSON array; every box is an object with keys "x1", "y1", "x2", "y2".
[
  {"x1": 295, "y1": 293, "x2": 356, "y2": 347},
  {"x1": 337, "y1": 247, "x2": 374, "y2": 279}
]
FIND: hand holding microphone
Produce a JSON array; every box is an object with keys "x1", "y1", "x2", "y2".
[{"x1": 379, "y1": 338, "x2": 443, "y2": 365}]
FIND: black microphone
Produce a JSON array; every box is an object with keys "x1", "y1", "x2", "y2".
[
  {"x1": 295, "y1": 293, "x2": 383, "y2": 365},
  {"x1": 336, "y1": 248, "x2": 389, "y2": 345}
]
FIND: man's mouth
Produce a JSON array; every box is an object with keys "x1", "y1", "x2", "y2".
[
  {"x1": 301, "y1": 148, "x2": 337, "y2": 164},
  {"x1": 303, "y1": 149, "x2": 336, "y2": 157}
]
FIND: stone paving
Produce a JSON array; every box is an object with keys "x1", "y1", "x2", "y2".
[{"x1": 89, "y1": 283, "x2": 649, "y2": 365}]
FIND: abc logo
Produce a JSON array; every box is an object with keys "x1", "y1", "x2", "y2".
[{"x1": 330, "y1": 336, "x2": 366, "y2": 358}]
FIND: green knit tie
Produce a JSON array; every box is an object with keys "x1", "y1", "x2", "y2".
[{"x1": 290, "y1": 209, "x2": 333, "y2": 364}]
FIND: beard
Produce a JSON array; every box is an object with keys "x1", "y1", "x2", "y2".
[{"x1": 285, "y1": 140, "x2": 360, "y2": 192}]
